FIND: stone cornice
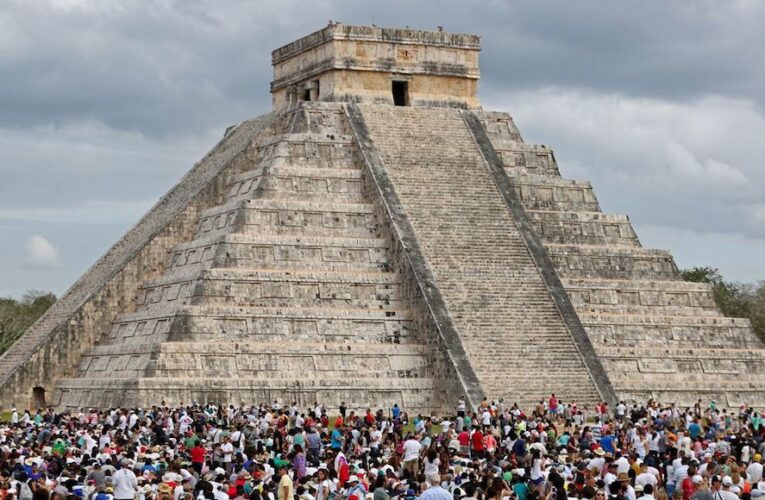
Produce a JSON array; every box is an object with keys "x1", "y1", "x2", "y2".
[{"x1": 272, "y1": 23, "x2": 481, "y2": 65}]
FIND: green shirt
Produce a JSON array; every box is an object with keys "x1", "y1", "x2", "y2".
[{"x1": 184, "y1": 435, "x2": 200, "y2": 449}]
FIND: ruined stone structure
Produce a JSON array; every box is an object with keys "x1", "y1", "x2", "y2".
[{"x1": 2, "y1": 23, "x2": 764, "y2": 412}]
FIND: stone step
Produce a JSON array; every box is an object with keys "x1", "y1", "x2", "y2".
[
  {"x1": 359, "y1": 104, "x2": 603, "y2": 406},
  {"x1": 142, "y1": 268, "x2": 401, "y2": 290},
  {"x1": 196, "y1": 197, "x2": 381, "y2": 239},
  {"x1": 201, "y1": 198, "x2": 375, "y2": 220},
  {"x1": 604, "y1": 357, "x2": 765, "y2": 378},
  {"x1": 580, "y1": 312, "x2": 751, "y2": 327},
  {"x1": 611, "y1": 376, "x2": 765, "y2": 391},
  {"x1": 546, "y1": 243, "x2": 678, "y2": 280},
  {"x1": 575, "y1": 303, "x2": 720, "y2": 316},
  {"x1": 103, "y1": 305, "x2": 416, "y2": 346},
  {"x1": 53, "y1": 375, "x2": 449, "y2": 414},
  {"x1": 226, "y1": 165, "x2": 366, "y2": 203},
  {"x1": 88, "y1": 340, "x2": 432, "y2": 357},
  {"x1": 511, "y1": 176, "x2": 600, "y2": 212},
  {"x1": 598, "y1": 346, "x2": 765, "y2": 360},
  {"x1": 168, "y1": 233, "x2": 390, "y2": 272},
  {"x1": 583, "y1": 317, "x2": 761, "y2": 349},
  {"x1": 526, "y1": 210, "x2": 640, "y2": 247},
  {"x1": 79, "y1": 340, "x2": 440, "y2": 379}
]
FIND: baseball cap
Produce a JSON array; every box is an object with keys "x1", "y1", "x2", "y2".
[{"x1": 722, "y1": 476, "x2": 733, "y2": 487}]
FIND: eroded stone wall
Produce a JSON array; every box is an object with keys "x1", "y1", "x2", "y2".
[{"x1": 0, "y1": 114, "x2": 275, "y2": 410}]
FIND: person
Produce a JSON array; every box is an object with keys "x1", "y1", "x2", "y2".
[
  {"x1": 717, "y1": 476, "x2": 738, "y2": 500},
  {"x1": 549, "y1": 394, "x2": 559, "y2": 418},
  {"x1": 372, "y1": 474, "x2": 389, "y2": 500},
  {"x1": 423, "y1": 448, "x2": 440, "y2": 477},
  {"x1": 191, "y1": 441, "x2": 207, "y2": 474},
  {"x1": 748, "y1": 455, "x2": 764, "y2": 484},
  {"x1": 315, "y1": 468, "x2": 332, "y2": 500},
  {"x1": 112, "y1": 460, "x2": 138, "y2": 500},
  {"x1": 293, "y1": 444, "x2": 307, "y2": 480},
  {"x1": 471, "y1": 426, "x2": 485, "y2": 458},
  {"x1": 530, "y1": 448, "x2": 546, "y2": 493},
  {"x1": 690, "y1": 477, "x2": 713, "y2": 500},
  {"x1": 87, "y1": 462, "x2": 107, "y2": 489},
  {"x1": 277, "y1": 466, "x2": 293, "y2": 500},
  {"x1": 402, "y1": 434, "x2": 422, "y2": 475},
  {"x1": 220, "y1": 435, "x2": 234, "y2": 472},
  {"x1": 638, "y1": 484, "x2": 656, "y2": 500},
  {"x1": 419, "y1": 474, "x2": 452, "y2": 500},
  {"x1": 345, "y1": 476, "x2": 366, "y2": 500},
  {"x1": 331, "y1": 426, "x2": 344, "y2": 451}
]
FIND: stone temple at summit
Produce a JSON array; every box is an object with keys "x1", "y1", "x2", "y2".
[{"x1": 2, "y1": 23, "x2": 765, "y2": 413}]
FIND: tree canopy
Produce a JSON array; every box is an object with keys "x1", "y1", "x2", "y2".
[
  {"x1": 681, "y1": 266, "x2": 765, "y2": 341},
  {"x1": 0, "y1": 291, "x2": 56, "y2": 355}
]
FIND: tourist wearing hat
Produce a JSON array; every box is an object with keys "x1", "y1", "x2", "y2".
[
  {"x1": 690, "y1": 476, "x2": 713, "y2": 500},
  {"x1": 112, "y1": 460, "x2": 138, "y2": 500},
  {"x1": 749, "y1": 454, "x2": 764, "y2": 483},
  {"x1": 716, "y1": 476, "x2": 738, "y2": 500},
  {"x1": 345, "y1": 475, "x2": 367, "y2": 500}
]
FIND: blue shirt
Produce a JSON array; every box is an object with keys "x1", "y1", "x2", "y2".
[
  {"x1": 689, "y1": 422, "x2": 701, "y2": 440},
  {"x1": 330, "y1": 429, "x2": 343, "y2": 450},
  {"x1": 600, "y1": 435, "x2": 615, "y2": 454}
]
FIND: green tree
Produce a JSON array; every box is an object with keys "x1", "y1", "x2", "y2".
[
  {"x1": 0, "y1": 290, "x2": 56, "y2": 355},
  {"x1": 681, "y1": 266, "x2": 765, "y2": 341}
]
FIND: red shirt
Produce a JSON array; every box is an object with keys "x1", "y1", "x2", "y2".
[
  {"x1": 458, "y1": 431, "x2": 470, "y2": 446},
  {"x1": 471, "y1": 430, "x2": 485, "y2": 451},
  {"x1": 190, "y1": 446, "x2": 206, "y2": 464},
  {"x1": 681, "y1": 477, "x2": 694, "y2": 500}
]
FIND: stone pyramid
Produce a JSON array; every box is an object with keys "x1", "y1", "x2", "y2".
[{"x1": 2, "y1": 23, "x2": 764, "y2": 412}]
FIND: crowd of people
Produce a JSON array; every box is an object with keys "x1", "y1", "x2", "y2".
[{"x1": 0, "y1": 396, "x2": 763, "y2": 500}]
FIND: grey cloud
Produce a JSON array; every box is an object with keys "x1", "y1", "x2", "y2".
[{"x1": 1, "y1": 0, "x2": 765, "y2": 296}]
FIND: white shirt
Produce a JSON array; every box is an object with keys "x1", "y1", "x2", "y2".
[
  {"x1": 589, "y1": 457, "x2": 605, "y2": 475},
  {"x1": 221, "y1": 442, "x2": 234, "y2": 462},
  {"x1": 420, "y1": 486, "x2": 453, "y2": 500},
  {"x1": 112, "y1": 468, "x2": 138, "y2": 500},
  {"x1": 636, "y1": 472, "x2": 658, "y2": 488},
  {"x1": 403, "y1": 439, "x2": 422, "y2": 462},
  {"x1": 615, "y1": 457, "x2": 631, "y2": 475},
  {"x1": 717, "y1": 490, "x2": 739, "y2": 500},
  {"x1": 746, "y1": 462, "x2": 763, "y2": 483}
]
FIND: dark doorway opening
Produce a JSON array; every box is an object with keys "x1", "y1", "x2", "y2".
[
  {"x1": 32, "y1": 386, "x2": 45, "y2": 408},
  {"x1": 303, "y1": 89, "x2": 311, "y2": 101},
  {"x1": 392, "y1": 81, "x2": 409, "y2": 106}
]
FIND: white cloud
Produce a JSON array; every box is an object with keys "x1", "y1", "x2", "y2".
[
  {"x1": 483, "y1": 89, "x2": 765, "y2": 239},
  {"x1": 25, "y1": 235, "x2": 58, "y2": 268},
  {"x1": 636, "y1": 224, "x2": 765, "y2": 283}
]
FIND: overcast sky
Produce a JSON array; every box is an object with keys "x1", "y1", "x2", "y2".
[{"x1": 2, "y1": 0, "x2": 765, "y2": 298}]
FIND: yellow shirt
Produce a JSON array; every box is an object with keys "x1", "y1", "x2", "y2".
[{"x1": 278, "y1": 473, "x2": 294, "y2": 500}]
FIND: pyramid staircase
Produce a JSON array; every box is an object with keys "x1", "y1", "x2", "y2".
[
  {"x1": 476, "y1": 110, "x2": 765, "y2": 408},
  {"x1": 53, "y1": 104, "x2": 451, "y2": 412}
]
